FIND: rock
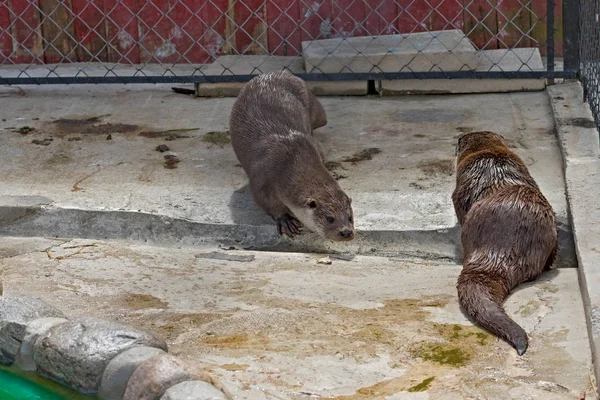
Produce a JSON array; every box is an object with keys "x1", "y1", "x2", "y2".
[
  {"x1": 15, "y1": 317, "x2": 68, "y2": 371},
  {"x1": 317, "y1": 257, "x2": 332, "y2": 265},
  {"x1": 99, "y1": 346, "x2": 166, "y2": 400},
  {"x1": 160, "y1": 381, "x2": 228, "y2": 400},
  {"x1": 34, "y1": 317, "x2": 168, "y2": 393},
  {"x1": 0, "y1": 296, "x2": 65, "y2": 365},
  {"x1": 123, "y1": 354, "x2": 200, "y2": 400}
]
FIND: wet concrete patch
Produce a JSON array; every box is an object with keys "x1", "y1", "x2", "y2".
[
  {"x1": 562, "y1": 118, "x2": 596, "y2": 129},
  {"x1": 203, "y1": 131, "x2": 231, "y2": 148},
  {"x1": 139, "y1": 128, "x2": 197, "y2": 141},
  {"x1": 395, "y1": 109, "x2": 466, "y2": 123},
  {"x1": 418, "y1": 159, "x2": 455, "y2": 177},
  {"x1": 32, "y1": 138, "x2": 53, "y2": 146},
  {"x1": 53, "y1": 116, "x2": 138, "y2": 135},
  {"x1": 342, "y1": 148, "x2": 381, "y2": 164},
  {"x1": 195, "y1": 252, "x2": 255, "y2": 263},
  {"x1": 121, "y1": 294, "x2": 169, "y2": 310}
]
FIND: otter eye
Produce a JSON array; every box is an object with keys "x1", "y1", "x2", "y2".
[
  {"x1": 309, "y1": 201, "x2": 317, "y2": 209},
  {"x1": 327, "y1": 217, "x2": 335, "y2": 224}
]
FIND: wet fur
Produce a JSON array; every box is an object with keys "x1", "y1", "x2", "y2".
[
  {"x1": 452, "y1": 131, "x2": 557, "y2": 355},
  {"x1": 229, "y1": 71, "x2": 355, "y2": 241}
]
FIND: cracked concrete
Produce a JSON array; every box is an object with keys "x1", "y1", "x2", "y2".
[{"x1": 0, "y1": 237, "x2": 592, "y2": 399}]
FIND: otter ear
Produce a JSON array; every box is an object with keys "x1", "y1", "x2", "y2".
[{"x1": 307, "y1": 199, "x2": 318, "y2": 209}]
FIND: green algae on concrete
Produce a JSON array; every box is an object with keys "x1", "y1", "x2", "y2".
[
  {"x1": 435, "y1": 324, "x2": 492, "y2": 346},
  {"x1": 407, "y1": 376, "x2": 435, "y2": 392},
  {"x1": 0, "y1": 365, "x2": 95, "y2": 400},
  {"x1": 413, "y1": 343, "x2": 471, "y2": 367},
  {"x1": 203, "y1": 131, "x2": 230, "y2": 148},
  {"x1": 410, "y1": 324, "x2": 493, "y2": 367}
]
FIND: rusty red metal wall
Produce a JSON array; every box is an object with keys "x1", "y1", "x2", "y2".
[{"x1": 0, "y1": 0, "x2": 563, "y2": 65}]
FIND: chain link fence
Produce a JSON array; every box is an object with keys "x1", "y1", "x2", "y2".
[
  {"x1": 580, "y1": 0, "x2": 600, "y2": 129},
  {"x1": 0, "y1": 0, "x2": 577, "y2": 85}
]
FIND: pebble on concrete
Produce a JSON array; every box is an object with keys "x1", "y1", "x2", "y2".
[
  {"x1": 15, "y1": 317, "x2": 68, "y2": 371},
  {"x1": 0, "y1": 296, "x2": 65, "y2": 365},
  {"x1": 33, "y1": 317, "x2": 168, "y2": 393},
  {"x1": 99, "y1": 346, "x2": 166, "y2": 400},
  {"x1": 160, "y1": 380, "x2": 228, "y2": 400},
  {"x1": 123, "y1": 354, "x2": 204, "y2": 400}
]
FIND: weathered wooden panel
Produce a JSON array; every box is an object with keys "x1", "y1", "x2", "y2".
[
  {"x1": 72, "y1": 0, "x2": 107, "y2": 62},
  {"x1": 103, "y1": 0, "x2": 140, "y2": 63},
  {"x1": 497, "y1": 0, "x2": 532, "y2": 48},
  {"x1": 0, "y1": 0, "x2": 567, "y2": 65},
  {"x1": 39, "y1": 0, "x2": 77, "y2": 63},
  {"x1": 0, "y1": 2, "x2": 13, "y2": 62},
  {"x1": 364, "y1": 0, "x2": 399, "y2": 35},
  {"x1": 429, "y1": 0, "x2": 463, "y2": 31},
  {"x1": 7, "y1": 0, "x2": 43, "y2": 63},
  {"x1": 267, "y1": 0, "x2": 301, "y2": 55},
  {"x1": 234, "y1": 0, "x2": 268, "y2": 54},
  {"x1": 530, "y1": 0, "x2": 563, "y2": 56},
  {"x1": 167, "y1": 0, "x2": 208, "y2": 63},
  {"x1": 200, "y1": 0, "x2": 229, "y2": 61},
  {"x1": 138, "y1": 0, "x2": 173, "y2": 63},
  {"x1": 462, "y1": 0, "x2": 498, "y2": 49},
  {"x1": 331, "y1": 0, "x2": 366, "y2": 38},
  {"x1": 396, "y1": 0, "x2": 429, "y2": 33},
  {"x1": 300, "y1": 0, "x2": 333, "y2": 42}
]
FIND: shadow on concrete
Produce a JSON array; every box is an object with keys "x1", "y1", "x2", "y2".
[{"x1": 228, "y1": 184, "x2": 273, "y2": 227}]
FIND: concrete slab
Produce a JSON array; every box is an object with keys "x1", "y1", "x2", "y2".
[
  {"x1": 381, "y1": 48, "x2": 546, "y2": 95},
  {"x1": 548, "y1": 82, "x2": 600, "y2": 393},
  {"x1": 302, "y1": 30, "x2": 480, "y2": 74},
  {"x1": 195, "y1": 55, "x2": 367, "y2": 97},
  {"x1": 0, "y1": 237, "x2": 592, "y2": 399},
  {"x1": 0, "y1": 86, "x2": 574, "y2": 264}
]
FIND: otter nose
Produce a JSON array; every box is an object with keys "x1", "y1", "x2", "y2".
[{"x1": 339, "y1": 229, "x2": 353, "y2": 239}]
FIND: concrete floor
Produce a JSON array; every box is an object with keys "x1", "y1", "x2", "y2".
[
  {"x1": 0, "y1": 237, "x2": 593, "y2": 399},
  {"x1": 0, "y1": 85, "x2": 574, "y2": 265},
  {"x1": 0, "y1": 83, "x2": 592, "y2": 398}
]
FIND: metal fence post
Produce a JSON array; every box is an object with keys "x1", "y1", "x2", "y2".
[
  {"x1": 547, "y1": 0, "x2": 555, "y2": 72},
  {"x1": 563, "y1": 0, "x2": 581, "y2": 74}
]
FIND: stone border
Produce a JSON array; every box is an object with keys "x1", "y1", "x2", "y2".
[
  {"x1": 0, "y1": 295, "x2": 231, "y2": 400},
  {"x1": 548, "y1": 82, "x2": 600, "y2": 395}
]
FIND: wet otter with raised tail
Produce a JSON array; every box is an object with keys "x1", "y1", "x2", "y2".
[{"x1": 452, "y1": 131, "x2": 557, "y2": 355}]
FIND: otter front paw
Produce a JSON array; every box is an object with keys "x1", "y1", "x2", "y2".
[{"x1": 276, "y1": 215, "x2": 303, "y2": 237}]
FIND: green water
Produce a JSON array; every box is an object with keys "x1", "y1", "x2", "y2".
[{"x1": 0, "y1": 366, "x2": 95, "y2": 400}]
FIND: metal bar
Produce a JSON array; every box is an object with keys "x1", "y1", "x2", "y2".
[
  {"x1": 0, "y1": 70, "x2": 577, "y2": 85},
  {"x1": 563, "y1": 0, "x2": 580, "y2": 73},
  {"x1": 546, "y1": 0, "x2": 555, "y2": 73}
]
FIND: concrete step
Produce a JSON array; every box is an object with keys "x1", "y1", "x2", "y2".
[
  {"x1": 380, "y1": 48, "x2": 546, "y2": 94},
  {"x1": 196, "y1": 55, "x2": 368, "y2": 97},
  {"x1": 196, "y1": 47, "x2": 545, "y2": 97},
  {"x1": 302, "y1": 30, "x2": 480, "y2": 73},
  {"x1": 0, "y1": 85, "x2": 575, "y2": 265},
  {"x1": 0, "y1": 237, "x2": 592, "y2": 399}
]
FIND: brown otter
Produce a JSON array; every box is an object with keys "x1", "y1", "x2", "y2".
[
  {"x1": 229, "y1": 71, "x2": 355, "y2": 241},
  {"x1": 452, "y1": 131, "x2": 557, "y2": 355}
]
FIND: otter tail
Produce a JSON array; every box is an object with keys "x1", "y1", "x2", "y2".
[{"x1": 457, "y1": 270, "x2": 528, "y2": 355}]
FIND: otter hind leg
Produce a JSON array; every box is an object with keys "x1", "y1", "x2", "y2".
[
  {"x1": 544, "y1": 242, "x2": 558, "y2": 271},
  {"x1": 308, "y1": 89, "x2": 327, "y2": 130}
]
